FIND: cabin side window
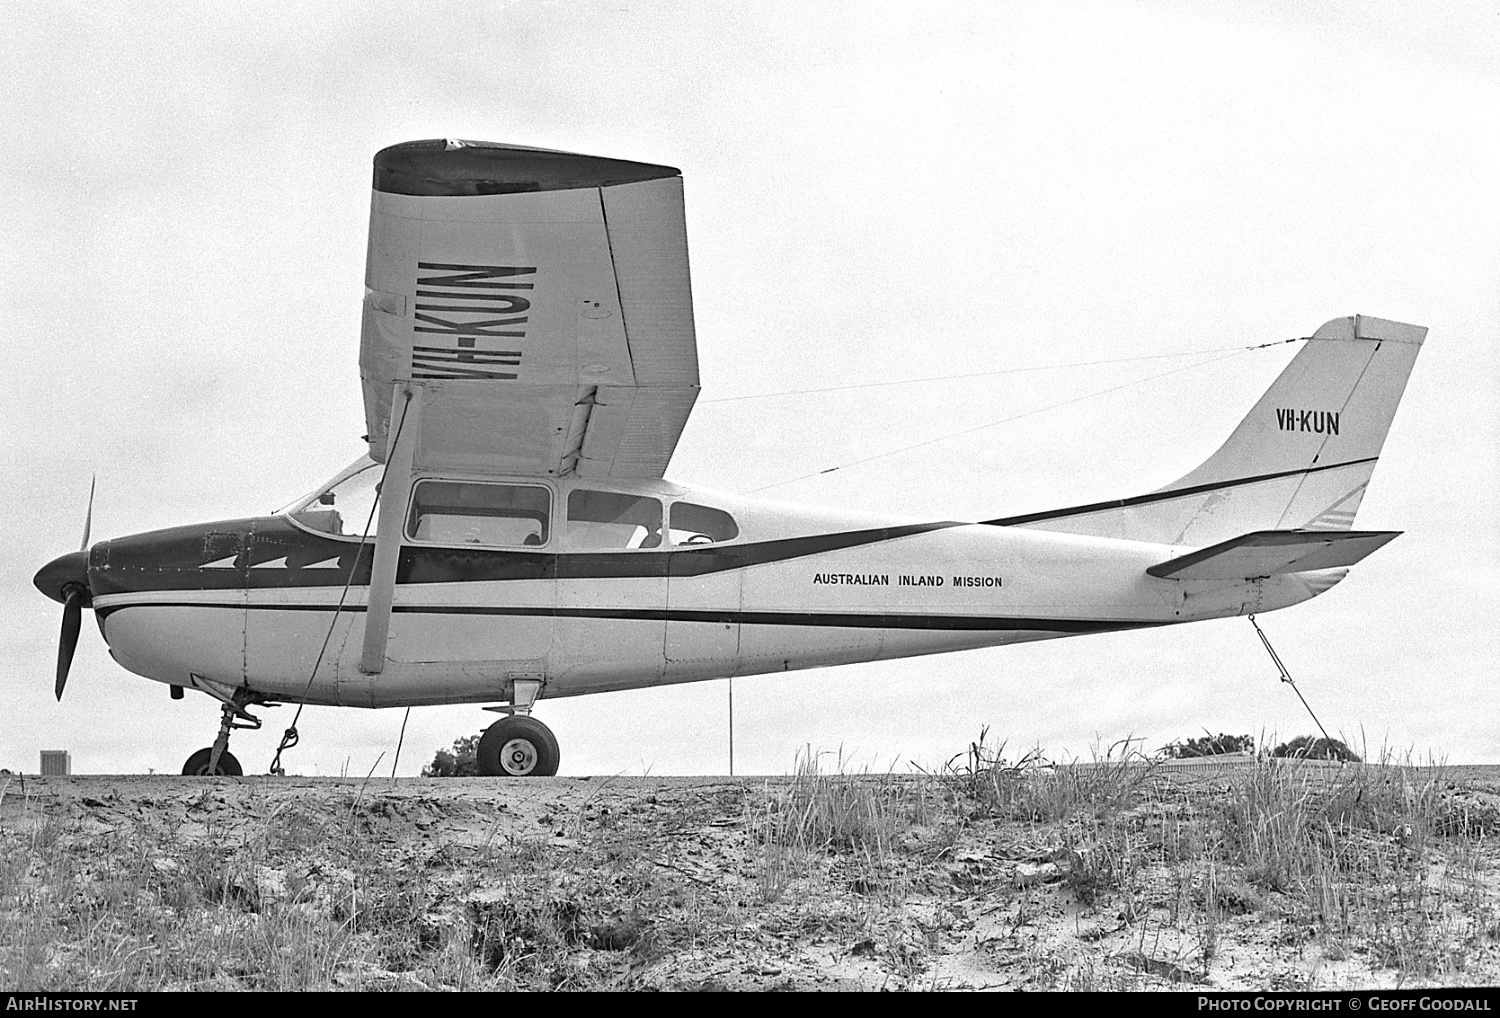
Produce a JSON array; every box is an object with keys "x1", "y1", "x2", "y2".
[
  {"x1": 669, "y1": 501, "x2": 739, "y2": 546},
  {"x1": 406, "y1": 481, "x2": 551, "y2": 547},
  {"x1": 567, "y1": 490, "x2": 663, "y2": 550}
]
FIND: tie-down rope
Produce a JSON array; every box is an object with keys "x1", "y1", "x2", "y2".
[{"x1": 1248, "y1": 613, "x2": 1333, "y2": 746}]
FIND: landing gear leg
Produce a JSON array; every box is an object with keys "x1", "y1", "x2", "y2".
[
  {"x1": 182, "y1": 693, "x2": 262, "y2": 776},
  {"x1": 477, "y1": 679, "x2": 559, "y2": 777}
]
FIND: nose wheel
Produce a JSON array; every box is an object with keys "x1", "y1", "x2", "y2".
[
  {"x1": 477, "y1": 715, "x2": 560, "y2": 777},
  {"x1": 182, "y1": 747, "x2": 243, "y2": 776}
]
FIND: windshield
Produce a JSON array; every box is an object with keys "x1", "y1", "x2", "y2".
[{"x1": 281, "y1": 455, "x2": 384, "y2": 538}]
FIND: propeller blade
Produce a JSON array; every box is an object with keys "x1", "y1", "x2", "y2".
[
  {"x1": 80, "y1": 475, "x2": 96, "y2": 552},
  {"x1": 56, "y1": 588, "x2": 84, "y2": 701}
]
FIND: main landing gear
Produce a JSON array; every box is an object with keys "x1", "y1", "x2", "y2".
[
  {"x1": 476, "y1": 678, "x2": 560, "y2": 777},
  {"x1": 182, "y1": 688, "x2": 265, "y2": 776}
]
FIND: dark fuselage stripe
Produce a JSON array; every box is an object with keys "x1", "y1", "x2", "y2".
[
  {"x1": 95, "y1": 601, "x2": 1158, "y2": 634},
  {"x1": 90, "y1": 459, "x2": 1380, "y2": 600},
  {"x1": 89, "y1": 520, "x2": 966, "y2": 595},
  {"x1": 981, "y1": 457, "x2": 1379, "y2": 527}
]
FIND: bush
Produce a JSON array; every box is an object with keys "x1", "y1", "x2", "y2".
[
  {"x1": 1271, "y1": 735, "x2": 1361, "y2": 762},
  {"x1": 1162, "y1": 733, "x2": 1254, "y2": 759},
  {"x1": 423, "y1": 734, "x2": 481, "y2": 777}
]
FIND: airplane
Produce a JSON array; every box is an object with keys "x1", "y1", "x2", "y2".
[{"x1": 33, "y1": 139, "x2": 1426, "y2": 778}]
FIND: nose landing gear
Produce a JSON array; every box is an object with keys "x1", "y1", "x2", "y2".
[
  {"x1": 181, "y1": 687, "x2": 266, "y2": 776},
  {"x1": 476, "y1": 678, "x2": 559, "y2": 777}
]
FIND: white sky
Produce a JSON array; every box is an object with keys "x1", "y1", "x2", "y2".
[{"x1": 3, "y1": 1, "x2": 1497, "y2": 776}]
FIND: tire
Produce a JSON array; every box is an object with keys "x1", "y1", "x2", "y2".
[
  {"x1": 182, "y1": 747, "x2": 243, "y2": 776},
  {"x1": 477, "y1": 716, "x2": 560, "y2": 777}
]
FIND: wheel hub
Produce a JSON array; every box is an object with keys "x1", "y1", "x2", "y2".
[{"x1": 500, "y1": 738, "x2": 538, "y2": 775}]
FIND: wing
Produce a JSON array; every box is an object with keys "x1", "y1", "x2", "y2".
[{"x1": 359, "y1": 139, "x2": 699, "y2": 479}]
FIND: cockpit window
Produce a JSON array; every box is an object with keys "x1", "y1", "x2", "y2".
[
  {"x1": 567, "y1": 490, "x2": 663, "y2": 550},
  {"x1": 286, "y1": 460, "x2": 383, "y2": 538},
  {"x1": 669, "y1": 502, "x2": 739, "y2": 546},
  {"x1": 407, "y1": 480, "x2": 551, "y2": 547}
]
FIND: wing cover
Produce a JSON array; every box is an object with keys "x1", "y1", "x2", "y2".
[
  {"x1": 1146, "y1": 529, "x2": 1401, "y2": 580},
  {"x1": 360, "y1": 140, "x2": 699, "y2": 479}
]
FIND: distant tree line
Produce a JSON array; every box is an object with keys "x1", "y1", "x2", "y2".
[
  {"x1": 1271, "y1": 735, "x2": 1360, "y2": 762},
  {"x1": 1162, "y1": 732, "x2": 1255, "y2": 758},
  {"x1": 1160, "y1": 732, "x2": 1360, "y2": 763},
  {"x1": 423, "y1": 734, "x2": 480, "y2": 777}
]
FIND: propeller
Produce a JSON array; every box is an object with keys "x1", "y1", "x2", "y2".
[
  {"x1": 35, "y1": 478, "x2": 96, "y2": 701},
  {"x1": 57, "y1": 587, "x2": 86, "y2": 700},
  {"x1": 80, "y1": 476, "x2": 94, "y2": 551}
]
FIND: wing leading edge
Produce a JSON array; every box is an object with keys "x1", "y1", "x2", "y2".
[{"x1": 359, "y1": 140, "x2": 699, "y2": 480}]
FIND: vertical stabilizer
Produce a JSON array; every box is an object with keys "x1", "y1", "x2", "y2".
[{"x1": 999, "y1": 315, "x2": 1425, "y2": 547}]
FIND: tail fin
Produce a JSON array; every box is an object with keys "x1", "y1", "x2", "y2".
[{"x1": 999, "y1": 315, "x2": 1426, "y2": 546}]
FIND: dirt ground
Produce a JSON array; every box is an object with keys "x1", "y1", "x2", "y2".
[{"x1": 3, "y1": 764, "x2": 1500, "y2": 991}]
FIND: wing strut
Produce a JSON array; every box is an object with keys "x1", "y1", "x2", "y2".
[{"x1": 360, "y1": 383, "x2": 422, "y2": 674}]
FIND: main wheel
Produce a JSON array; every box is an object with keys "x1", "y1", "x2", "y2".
[
  {"x1": 477, "y1": 716, "x2": 560, "y2": 777},
  {"x1": 182, "y1": 747, "x2": 243, "y2": 776}
]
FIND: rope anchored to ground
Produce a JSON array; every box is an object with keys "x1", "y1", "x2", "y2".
[{"x1": 1248, "y1": 613, "x2": 1333, "y2": 745}]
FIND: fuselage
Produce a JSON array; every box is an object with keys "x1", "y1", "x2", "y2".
[{"x1": 81, "y1": 468, "x2": 1320, "y2": 709}]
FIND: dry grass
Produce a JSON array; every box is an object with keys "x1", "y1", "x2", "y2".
[
  {"x1": 943, "y1": 730, "x2": 1157, "y2": 823},
  {"x1": 751, "y1": 749, "x2": 942, "y2": 904},
  {"x1": 923, "y1": 733, "x2": 1500, "y2": 987}
]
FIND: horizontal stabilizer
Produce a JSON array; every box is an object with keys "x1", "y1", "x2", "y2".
[{"x1": 1146, "y1": 529, "x2": 1401, "y2": 580}]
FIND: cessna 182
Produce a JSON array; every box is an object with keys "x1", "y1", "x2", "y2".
[{"x1": 33, "y1": 140, "x2": 1425, "y2": 777}]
